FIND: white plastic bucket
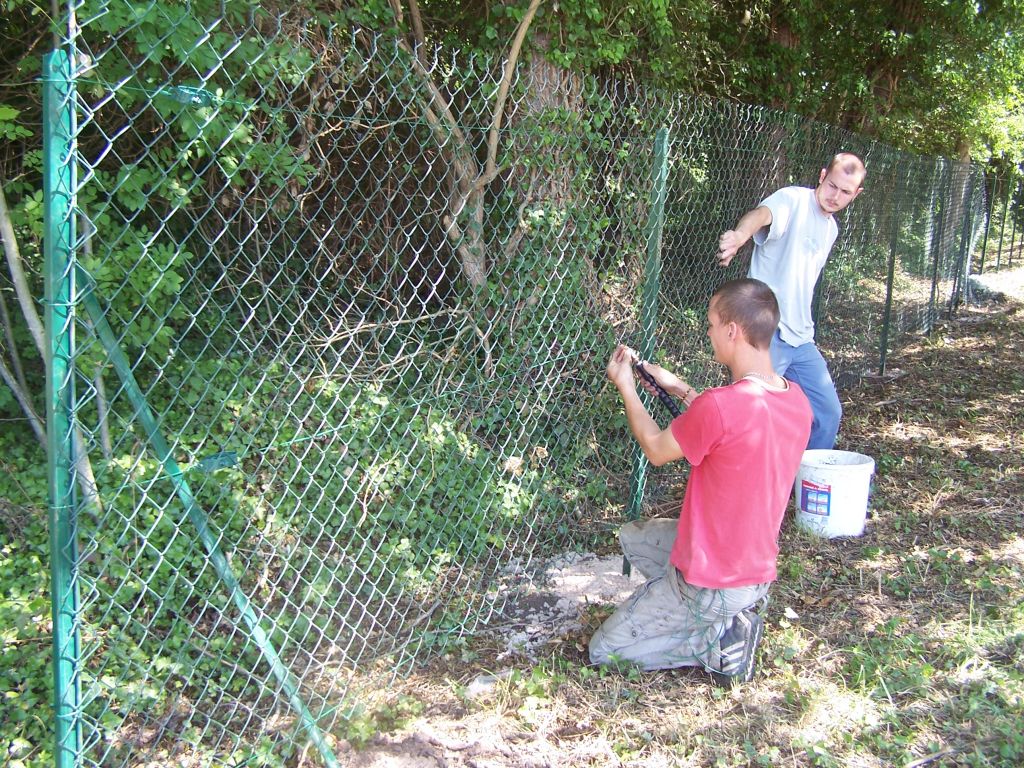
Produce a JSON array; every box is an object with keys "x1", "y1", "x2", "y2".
[{"x1": 793, "y1": 450, "x2": 875, "y2": 538}]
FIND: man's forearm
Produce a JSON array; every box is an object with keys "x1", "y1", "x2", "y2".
[
  {"x1": 620, "y1": 384, "x2": 658, "y2": 436},
  {"x1": 619, "y1": 385, "x2": 676, "y2": 465},
  {"x1": 732, "y1": 205, "x2": 772, "y2": 244}
]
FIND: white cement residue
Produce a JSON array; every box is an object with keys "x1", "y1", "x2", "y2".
[{"x1": 486, "y1": 552, "x2": 646, "y2": 660}]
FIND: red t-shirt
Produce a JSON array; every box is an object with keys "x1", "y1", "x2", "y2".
[{"x1": 668, "y1": 379, "x2": 812, "y2": 589}]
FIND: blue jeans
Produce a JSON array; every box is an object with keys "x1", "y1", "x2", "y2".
[{"x1": 770, "y1": 331, "x2": 841, "y2": 450}]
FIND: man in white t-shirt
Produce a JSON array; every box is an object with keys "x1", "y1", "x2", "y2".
[{"x1": 716, "y1": 152, "x2": 866, "y2": 450}]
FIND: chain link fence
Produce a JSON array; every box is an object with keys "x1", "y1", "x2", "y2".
[
  {"x1": 976, "y1": 174, "x2": 1023, "y2": 274},
  {"x1": 0, "y1": 4, "x2": 997, "y2": 766},
  {"x1": 615, "y1": 106, "x2": 990, "y2": 531}
]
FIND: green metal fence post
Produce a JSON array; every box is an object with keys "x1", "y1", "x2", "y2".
[
  {"x1": 996, "y1": 176, "x2": 1009, "y2": 269},
  {"x1": 978, "y1": 174, "x2": 995, "y2": 274},
  {"x1": 1007, "y1": 180, "x2": 1015, "y2": 268},
  {"x1": 43, "y1": 48, "x2": 81, "y2": 768},
  {"x1": 878, "y1": 175, "x2": 904, "y2": 376},
  {"x1": 623, "y1": 127, "x2": 669, "y2": 577},
  {"x1": 948, "y1": 172, "x2": 976, "y2": 317},
  {"x1": 927, "y1": 162, "x2": 950, "y2": 333}
]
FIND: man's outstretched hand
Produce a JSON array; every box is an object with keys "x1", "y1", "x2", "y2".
[{"x1": 717, "y1": 229, "x2": 745, "y2": 267}]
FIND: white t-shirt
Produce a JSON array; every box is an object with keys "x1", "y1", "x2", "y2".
[{"x1": 748, "y1": 186, "x2": 838, "y2": 346}]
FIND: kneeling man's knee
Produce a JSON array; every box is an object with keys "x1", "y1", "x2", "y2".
[{"x1": 588, "y1": 628, "x2": 612, "y2": 666}]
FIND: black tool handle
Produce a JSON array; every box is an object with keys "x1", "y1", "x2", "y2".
[{"x1": 632, "y1": 360, "x2": 681, "y2": 418}]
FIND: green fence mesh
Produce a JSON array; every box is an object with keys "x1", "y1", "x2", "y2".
[
  {"x1": 0, "y1": 3, "x2": 1010, "y2": 765},
  {"x1": 978, "y1": 174, "x2": 1024, "y2": 274}
]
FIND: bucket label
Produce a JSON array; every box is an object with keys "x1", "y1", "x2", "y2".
[{"x1": 800, "y1": 479, "x2": 831, "y2": 517}]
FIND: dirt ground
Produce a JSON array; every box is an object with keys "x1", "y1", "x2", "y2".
[{"x1": 326, "y1": 267, "x2": 1024, "y2": 768}]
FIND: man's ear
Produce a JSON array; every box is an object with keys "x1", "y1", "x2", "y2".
[{"x1": 818, "y1": 168, "x2": 828, "y2": 184}]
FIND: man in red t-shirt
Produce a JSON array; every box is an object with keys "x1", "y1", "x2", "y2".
[{"x1": 590, "y1": 278, "x2": 812, "y2": 685}]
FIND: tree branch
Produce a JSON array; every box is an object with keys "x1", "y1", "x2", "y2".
[
  {"x1": 1, "y1": 178, "x2": 104, "y2": 516},
  {"x1": 387, "y1": 0, "x2": 404, "y2": 27},
  {"x1": 0, "y1": 181, "x2": 44, "y2": 357},
  {"x1": 389, "y1": 0, "x2": 427, "y2": 65},
  {"x1": 0, "y1": 354, "x2": 45, "y2": 444},
  {"x1": 406, "y1": 0, "x2": 427, "y2": 65},
  {"x1": 0, "y1": 282, "x2": 29, "y2": 393},
  {"x1": 486, "y1": 0, "x2": 544, "y2": 177},
  {"x1": 376, "y1": 1, "x2": 543, "y2": 291}
]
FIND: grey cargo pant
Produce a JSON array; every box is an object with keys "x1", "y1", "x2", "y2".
[{"x1": 588, "y1": 518, "x2": 769, "y2": 671}]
